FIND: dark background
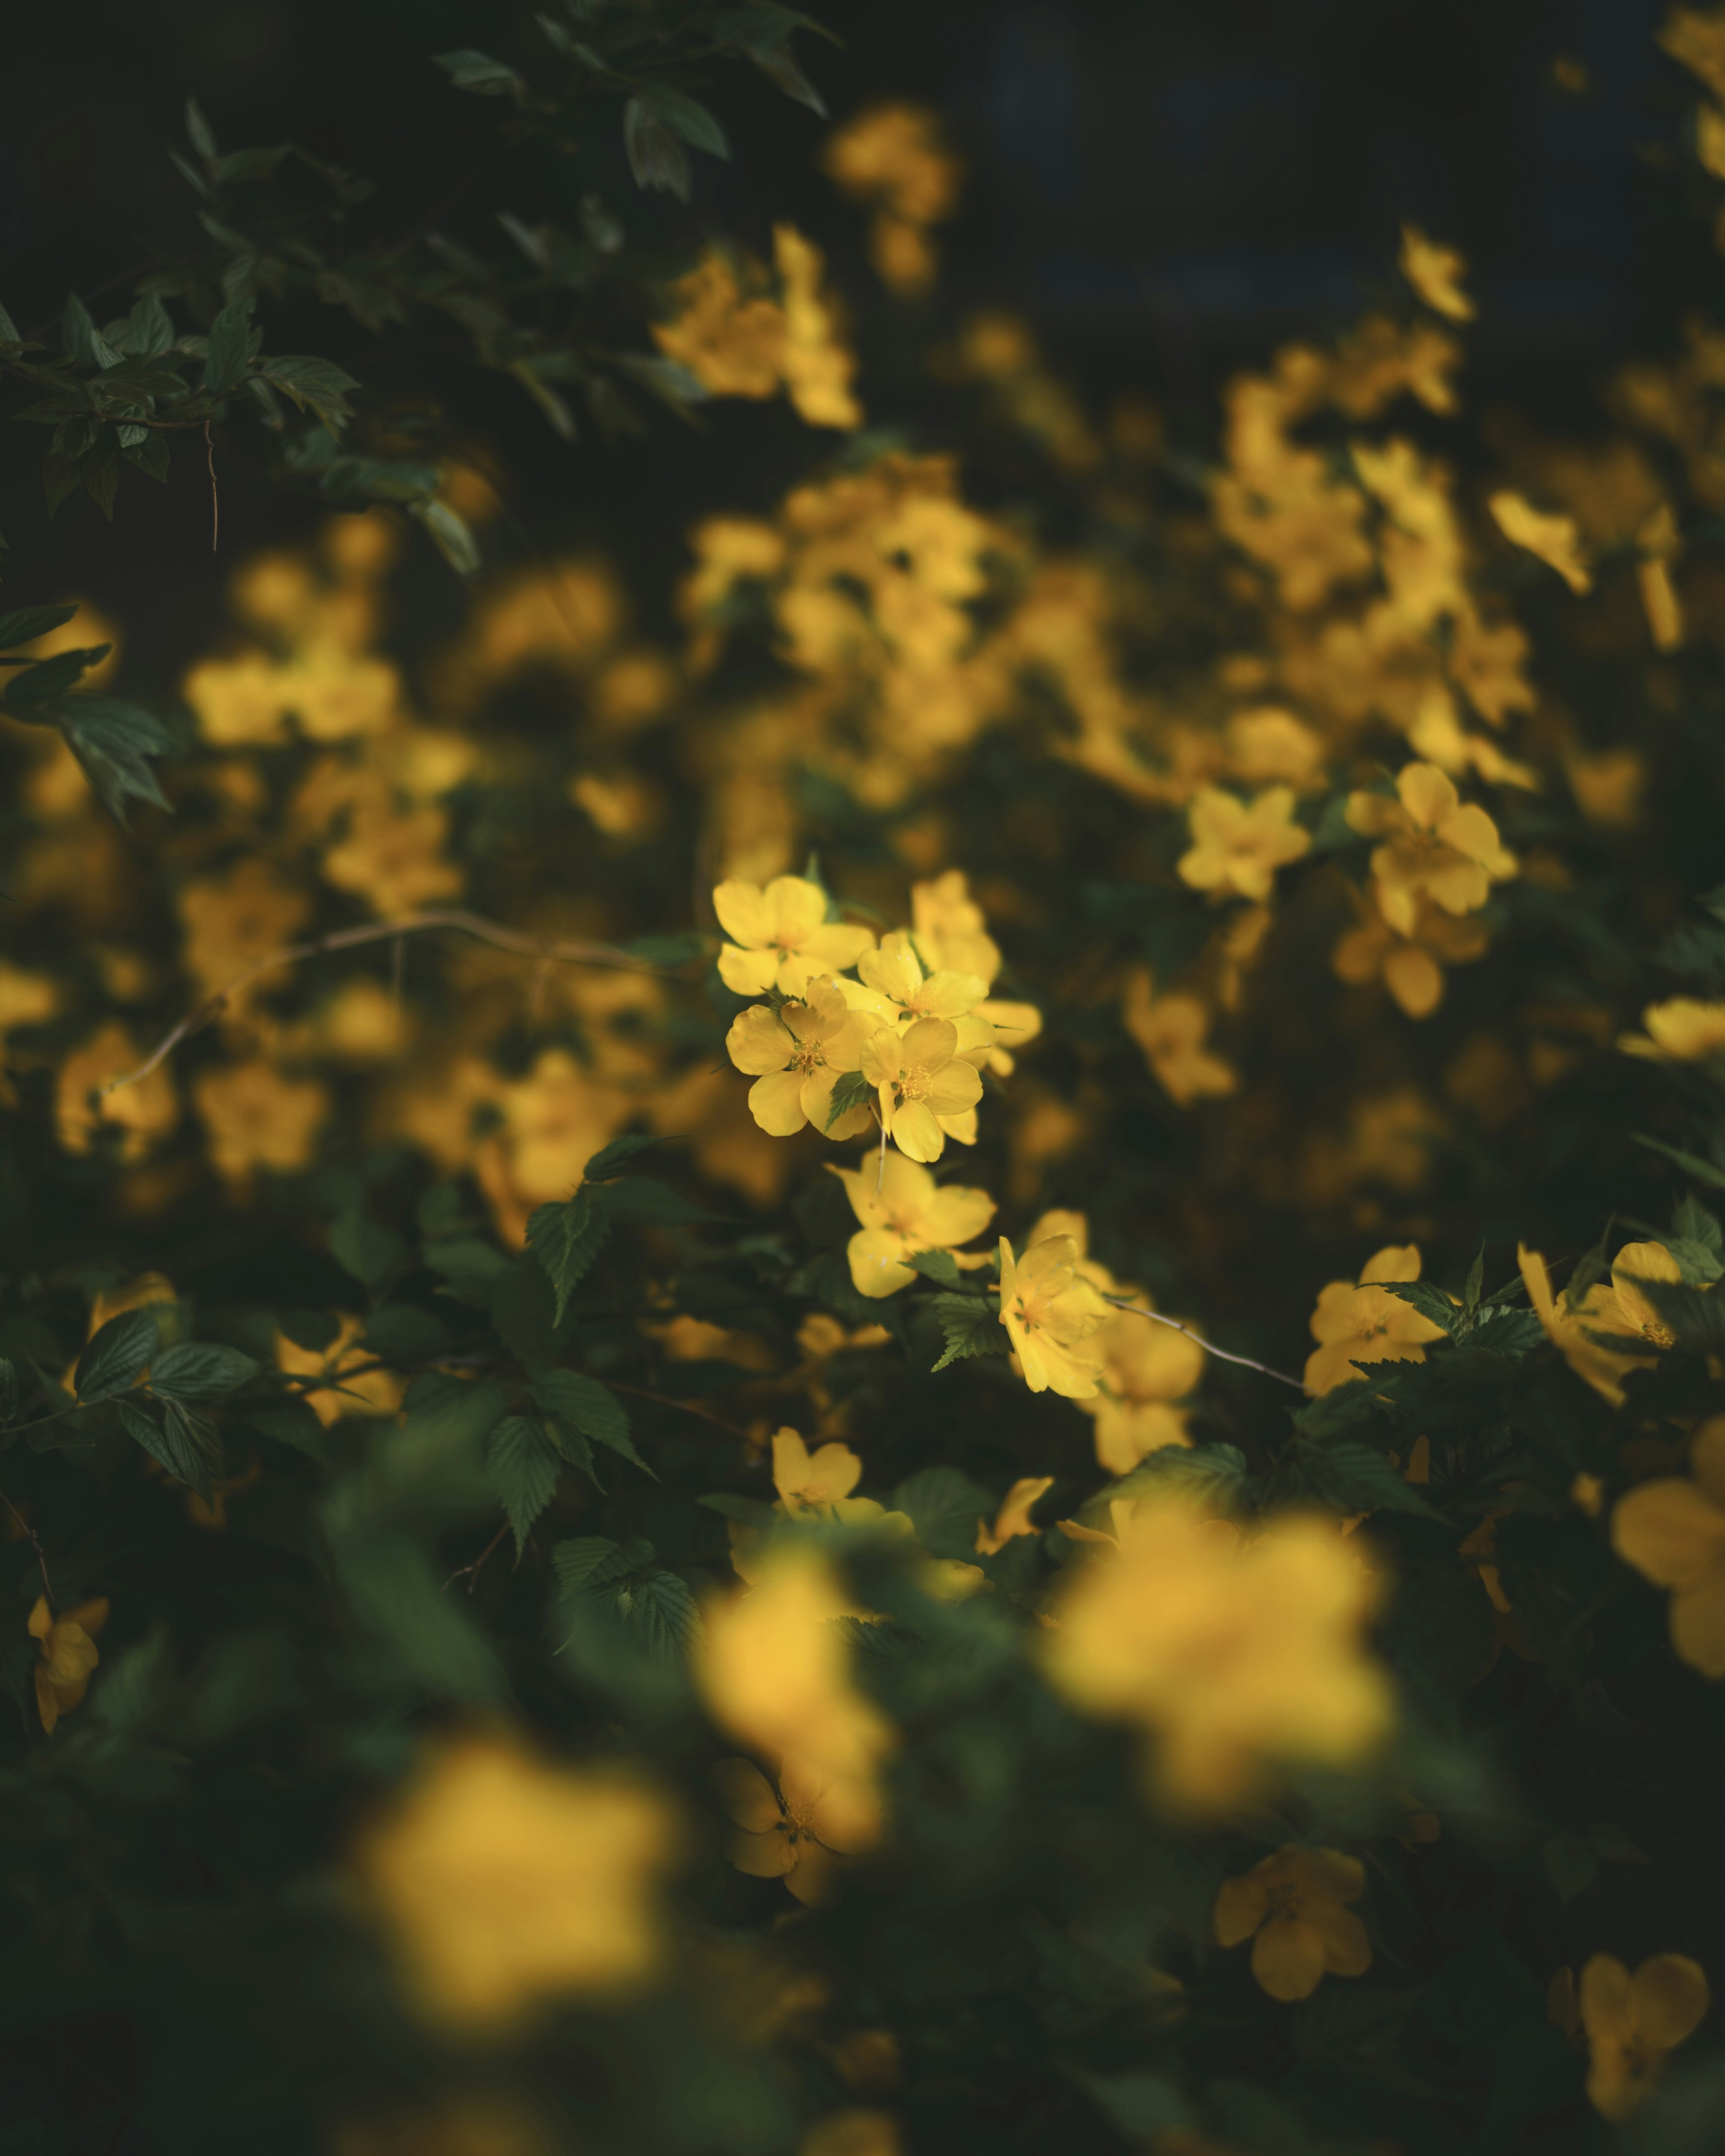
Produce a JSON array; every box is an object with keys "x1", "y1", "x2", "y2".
[{"x1": 0, "y1": 0, "x2": 1701, "y2": 680}]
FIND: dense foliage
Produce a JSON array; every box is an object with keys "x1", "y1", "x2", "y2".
[{"x1": 13, "y1": 5, "x2": 1725, "y2": 2152}]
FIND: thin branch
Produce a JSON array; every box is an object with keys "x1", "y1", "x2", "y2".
[
  {"x1": 99, "y1": 908, "x2": 681, "y2": 1099},
  {"x1": 445, "y1": 1520, "x2": 510, "y2": 1595},
  {"x1": 605, "y1": 1378, "x2": 751, "y2": 1438},
  {"x1": 1099, "y1": 1293, "x2": 1312, "y2": 1395},
  {"x1": 0, "y1": 1489, "x2": 53, "y2": 1603},
  {"x1": 205, "y1": 419, "x2": 219, "y2": 553}
]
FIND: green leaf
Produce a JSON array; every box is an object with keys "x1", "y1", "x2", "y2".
[
  {"x1": 0, "y1": 605, "x2": 77, "y2": 650},
  {"x1": 62, "y1": 294, "x2": 123, "y2": 370},
  {"x1": 329, "y1": 1206, "x2": 406, "y2": 1292},
  {"x1": 185, "y1": 97, "x2": 219, "y2": 161},
  {"x1": 929, "y1": 1292, "x2": 1008, "y2": 1373},
  {"x1": 1379, "y1": 1278, "x2": 1460, "y2": 1336},
  {"x1": 526, "y1": 1189, "x2": 610, "y2": 1321},
  {"x1": 434, "y1": 48, "x2": 525, "y2": 97},
  {"x1": 487, "y1": 1415, "x2": 563, "y2": 1555},
  {"x1": 1675, "y1": 1191, "x2": 1725, "y2": 1258},
  {"x1": 632, "y1": 82, "x2": 730, "y2": 158},
  {"x1": 203, "y1": 299, "x2": 255, "y2": 396},
  {"x1": 54, "y1": 698, "x2": 175, "y2": 825},
  {"x1": 258, "y1": 354, "x2": 359, "y2": 433},
  {"x1": 4, "y1": 646, "x2": 111, "y2": 708},
  {"x1": 410, "y1": 498, "x2": 480, "y2": 576},
  {"x1": 891, "y1": 1465, "x2": 995, "y2": 1559},
  {"x1": 0, "y1": 1358, "x2": 17, "y2": 1424},
  {"x1": 1636, "y1": 1132, "x2": 1725, "y2": 1193},
  {"x1": 532, "y1": 1370, "x2": 653, "y2": 1476},
  {"x1": 907, "y1": 1248, "x2": 962, "y2": 1287},
  {"x1": 616, "y1": 1568, "x2": 703, "y2": 1660},
  {"x1": 491, "y1": 1256, "x2": 561, "y2": 1377},
  {"x1": 148, "y1": 1342, "x2": 260, "y2": 1402},
  {"x1": 110, "y1": 293, "x2": 176, "y2": 360},
  {"x1": 623, "y1": 98, "x2": 692, "y2": 199},
  {"x1": 597, "y1": 1177, "x2": 723, "y2": 1227},
  {"x1": 1540, "y1": 1835, "x2": 1598, "y2": 1904},
  {"x1": 1266, "y1": 1436, "x2": 1437, "y2": 1519},
  {"x1": 584, "y1": 1133, "x2": 664, "y2": 1182},
  {"x1": 75, "y1": 1310, "x2": 159, "y2": 1401},
  {"x1": 118, "y1": 1396, "x2": 218, "y2": 1505},
  {"x1": 553, "y1": 1535, "x2": 639, "y2": 1594},
  {"x1": 824, "y1": 1069, "x2": 871, "y2": 1130}
]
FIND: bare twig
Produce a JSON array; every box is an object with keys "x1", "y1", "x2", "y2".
[
  {"x1": 1099, "y1": 1293, "x2": 1311, "y2": 1395},
  {"x1": 605, "y1": 1378, "x2": 751, "y2": 1439},
  {"x1": 0, "y1": 1489, "x2": 53, "y2": 1603},
  {"x1": 205, "y1": 420, "x2": 219, "y2": 552},
  {"x1": 99, "y1": 908, "x2": 680, "y2": 1099},
  {"x1": 445, "y1": 1521, "x2": 510, "y2": 1595}
]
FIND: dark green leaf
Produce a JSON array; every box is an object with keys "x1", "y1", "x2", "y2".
[
  {"x1": 0, "y1": 1358, "x2": 16, "y2": 1424},
  {"x1": 1266, "y1": 1436, "x2": 1437, "y2": 1519},
  {"x1": 55, "y1": 698, "x2": 175, "y2": 825},
  {"x1": 553, "y1": 1535, "x2": 639, "y2": 1594},
  {"x1": 929, "y1": 1292, "x2": 1008, "y2": 1372},
  {"x1": 526, "y1": 1188, "x2": 610, "y2": 1320},
  {"x1": 75, "y1": 1310, "x2": 159, "y2": 1401},
  {"x1": 623, "y1": 98, "x2": 692, "y2": 199},
  {"x1": 148, "y1": 1342, "x2": 260, "y2": 1402},
  {"x1": 329, "y1": 1206, "x2": 406, "y2": 1291},
  {"x1": 119, "y1": 1396, "x2": 218, "y2": 1505},
  {"x1": 615, "y1": 1568, "x2": 702, "y2": 1660},
  {"x1": 434, "y1": 48, "x2": 525, "y2": 97},
  {"x1": 597, "y1": 1177, "x2": 723, "y2": 1227},
  {"x1": 203, "y1": 299, "x2": 254, "y2": 396},
  {"x1": 491, "y1": 1256, "x2": 561, "y2": 1376},
  {"x1": 891, "y1": 1465, "x2": 995, "y2": 1558},
  {"x1": 487, "y1": 1415, "x2": 563, "y2": 1555},
  {"x1": 62, "y1": 294, "x2": 123, "y2": 370},
  {"x1": 1636, "y1": 1133, "x2": 1725, "y2": 1193},
  {"x1": 1619, "y1": 1272, "x2": 1725, "y2": 1352},
  {"x1": 110, "y1": 293, "x2": 175, "y2": 360},
  {"x1": 4, "y1": 646, "x2": 111, "y2": 708},
  {"x1": 1380, "y1": 1278, "x2": 1460, "y2": 1336},
  {"x1": 584, "y1": 1133, "x2": 664, "y2": 1181},
  {"x1": 259, "y1": 354, "x2": 359, "y2": 432},
  {"x1": 632, "y1": 82, "x2": 730, "y2": 158},
  {"x1": 907, "y1": 1248, "x2": 962, "y2": 1287},
  {"x1": 0, "y1": 605, "x2": 78, "y2": 650},
  {"x1": 533, "y1": 1369, "x2": 653, "y2": 1476},
  {"x1": 185, "y1": 97, "x2": 218, "y2": 161}
]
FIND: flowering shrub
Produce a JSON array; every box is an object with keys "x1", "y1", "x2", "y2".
[{"x1": 11, "y1": 8, "x2": 1725, "y2": 2153}]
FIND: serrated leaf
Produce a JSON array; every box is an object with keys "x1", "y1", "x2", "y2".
[
  {"x1": 1379, "y1": 1278, "x2": 1460, "y2": 1336},
  {"x1": 597, "y1": 1177, "x2": 723, "y2": 1227},
  {"x1": 891, "y1": 1465, "x2": 995, "y2": 1559},
  {"x1": 75, "y1": 1310, "x2": 159, "y2": 1401},
  {"x1": 615, "y1": 1568, "x2": 702, "y2": 1660},
  {"x1": 119, "y1": 1395, "x2": 219, "y2": 1504},
  {"x1": 148, "y1": 1342, "x2": 260, "y2": 1402},
  {"x1": 1618, "y1": 1271, "x2": 1725, "y2": 1352},
  {"x1": 0, "y1": 605, "x2": 78, "y2": 650},
  {"x1": 907, "y1": 1248, "x2": 961, "y2": 1287},
  {"x1": 487, "y1": 1414, "x2": 563, "y2": 1555},
  {"x1": 62, "y1": 294, "x2": 123, "y2": 371},
  {"x1": 584, "y1": 1132, "x2": 664, "y2": 1182},
  {"x1": 54, "y1": 698, "x2": 175, "y2": 825},
  {"x1": 203, "y1": 298, "x2": 254, "y2": 396},
  {"x1": 553, "y1": 1535, "x2": 639, "y2": 1594},
  {"x1": 258, "y1": 354, "x2": 359, "y2": 432},
  {"x1": 929, "y1": 1291, "x2": 1007, "y2": 1373},
  {"x1": 491, "y1": 1256, "x2": 561, "y2": 1377},
  {"x1": 623, "y1": 99, "x2": 692, "y2": 199},
  {"x1": 1674, "y1": 1191, "x2": 1725, "y2": 1261},
  {"x1": 533, "y1": 1370, "x2": 653, "y2": 1476},
  {"x1": 434, "y1": 48, "x2": 525, "y2": 97},
  {"x1": 824, "y1": 1068, "x2": 871, "y2": 1130},
  {"x1": 4, "y1": 645, "x2": 111, "y2": 708},
  {"x1": 1266, "y1": 1436, "x2": 1437, "y2": 1520},
  {"x1": 526, "y1": 1188, "x2": 610, "y2": 1321}
]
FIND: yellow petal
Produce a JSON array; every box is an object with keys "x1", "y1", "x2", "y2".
[
  {"x1": 1611, "y1": 1479, "x2": 1725, "y2": 1590},
  {"x1": 1252, "y1": 1916, "x2": 1329, "y2": 2001},
  {"x1": 1626, "y1": 1953, "x2": 1710, "y2": 2051},
  {"x1": 712, "y1": 878, "x2": 769, "y2": 948},
  {"x1": 748, "y1": 1068, "x2": 810, "y2": 1136},
  {"x1": 713, "y1": 1756, "x2": 784, "y2": 1833}
]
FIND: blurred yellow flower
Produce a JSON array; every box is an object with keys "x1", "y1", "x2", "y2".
[
  {"x1": 1043, "y1": 1497, "x2": 1391, "y2": 1809},
  {"x1": 1662, "y1": 7, "x2": 1725, "y2": 102},
  {"x1": 861, "y1": 1016, "x2": 982, "y2": 1162},
  {"x1": 727, "y1": 981, "x2": 875, "y2": 1140},
  {"x1": 1619, "y1": 996, "x2": 1725, "y2": 1060},
  {"x1": 1612, "y1": 1416, "x2": 1725, "y2": 1676},
  {"x1": 177, "y1": 857, "x2": 312, "y2": 1005},
  {"x1": 321, "y1": 788, "x2": 462, "y2": 918},
  {"x1": 713, "y1": 1754, "x2": 869, "y2": 1905},
  {"x1": 997, "y1": 1233, "x2": 1104, "y2": 1398},
  {"x1": 829, "y1": 1149, "x2": 994, "y2": 1297},
  {"x1": 195, "y1": 1060, "x2": 329, "y2": 1188},
  {"x1": 1178, "y1": 786, "x2": 1310, "y2": 901},
  {"x1": 800, "y1": 2112, "x2": 901, "y2": 2156},
  {"x1": 909, "y1": 869, "x2": 1002, "y2": 983},
  {"x1": 714, "y1": 875, "x2": 874, "y2": 996},
  {"x1": 698, "y1": 1546, "x2": 895, "y2": 1855},
  {"x1": 1345, "y1": 763, "x2": 1516, "y2": 934},
  {"x1": 823, "y1": 103, "x2": 962, "y2": 298},
  {"x1": 1082, "y1": 1315, "x2": 1203, "y2": 1477},
  {"x1": 181, "y1": 651, "x2": 294, "y2": 747},
  {"x1": 1489, "y1": 490, "x2": 1593, "y2": 593},
  {"x1": 277, "y1": 1313, "x2": 406, "y2": 1427},
  {"x1": 1579, "y1": 1951, "x2": 1709, "y2": 2120},
  {"x1": 775, "y1": 224, "x2": 863, "y2": 430},
  {"x1": 353, "y1": 1732, "x2": 678, "y2": 2030},
  {"x1": 1519, "y1": 1239, "x2": 1685, "y2": 1405},
  {"x1": 772, "y1": 1427, "x2": 864, "y2": 1515},
  {"x1": 56, "y1": 1022, "x2": 178, "y2": 1162},
  {"x1": 1122, "y1": 973, "x2": 1238, "y2": 1104},
  {"x1": 1304, "y1": 1244, "x2": 1446, "y2": 1393},
  {"x1": 974, "y1": 1475, "x2": 1055, "y2": 1556},
  {"x1": 1213, "y1": 1845, "x2": 1371, "y2": 2001},
  {"x1": 1398, "y1": 224, "x2": 1475, "y2": 322},
  {"x1": 1332, "y1": 884, "x2": 1490, "y2": 1019},
  {"x1": 29, "y1": 1594, "x2": 109, "y2": 1735}
]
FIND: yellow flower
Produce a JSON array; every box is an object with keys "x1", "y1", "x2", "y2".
[
  {"x1": 56, "y1": 1021, "x2": 178, "y2": 1162},
  {"x1": 194, "y1": 1060, "x2": 330, "y2": 1188},
  {"x1": 698, "y1": 1546, "x2": 895, "y2": 1855},
  {"x1": 352, "y1": 1732, "x2": 678, "y2": 2031},
  {"x1": 1519, "y1": 1240, "x2": 1685, "y2": 1405},
  {"x1": 828, "y1": 1150, "x2": 994, "y2": 1297},
  {"x1": 713, "y1": 1754, "x2": 870, "y2": 1905},
  {"x1": 1345, "y1": 763, "x2": 1517, "y2": 935},
  {"x1": 1304, "y1": 1244, "x2": 1447, "y2": 1394},
  {"x1": 823, "y1": 102, "x2": 962, "y2": 299},
  {"x1": 975, "y1": 1475, "x2": 1055, "y2": 1556},
  {"x1": 909, "y1": 870, "x2": 1001, "y2": 984},
  {"x1": 1398, "y1": 224, "x2": 1475, "y2": 322},
  {"x1": 1082, "y1": 1315, "x2": 1204, "y2": 1476},
  {"x1": 774, "y1": 225, "x2": 863, "y2": 430},
  {"x1": 714, "y1": 875, "x2": 875, "y2": 996},
  {"x1": 1612, "y1": 1416, "x2": 1725, "y2": 1676},
  {"x1": 1177, "y1": 786, "x2": 1311, "y2": 902},
  {"x1": 772, "y1": 1427, "x2": 864, "y2": 1515},
  {"x1": 1121, "y1": 972, "x2": 1237, "y2": 1104},
  {"x1": 1489, "y1": 490, "x2": 1593, "y2": 594},
  {"x1": 652, "y1": 247, "x2": 787, "y2": 398},
  {"x1": 1212, "y1": 1846, "x2": 1372, "y2": 2002},
  {"x1": 997, "y1": 1233, "x2": 1105, "y2": 1398},
  {"x1": 177, "y1": 856, "x2": 312, "y2": 1005},
  {"x1": 1619, "y1": 996, "x2": 1725, "y2": 1060},
  {"x1": 853, "y1": 930, "x2": 989, "y2": 1024},
  {"x1": 29, "y1": 1595, "x2": 109, "y2": 1735},
  {"x1": 1331, "y1": 884, "x2": 1490, "y2": 1019},
  {"x1": 1580, "y1": 1951, "x2": 1710, "y2": 2120},
  {"x1": 1042, "y1": 1497, "x2": 1391, "y2": 1809},
  {"x1": 860, "y1": 1016, "x2": 983, "y2": 1163},
  {"x1": 276, "y1": 1312, "x2": 406, "y2": 1427},
  {"x1": 726, "y1": 980, "x2": 875, "y2": 1140}
]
